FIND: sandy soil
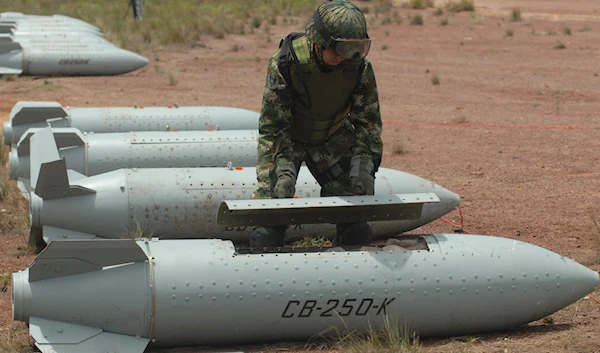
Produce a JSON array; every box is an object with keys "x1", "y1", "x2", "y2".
[{"x1": 1, "y1": 0, "x2": 599, "y2": 352}]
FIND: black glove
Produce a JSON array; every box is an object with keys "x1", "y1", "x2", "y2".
[
  {"x1": 349, "y1": 155, "x2": 374, "y2": 195},
  {"x1": 273, "y1": 162, "x2": 297, "y2": 198},
  {"x1": 373, "y1": 156, "x2": 382, "y2": 174}
]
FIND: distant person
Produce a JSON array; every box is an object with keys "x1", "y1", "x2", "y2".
[
  {"x1": 129, "y1": 0, "x2": 144, "y2": 21},
  {"x1": 251, "y1": 0, "x2": 383, "y2": 248}
]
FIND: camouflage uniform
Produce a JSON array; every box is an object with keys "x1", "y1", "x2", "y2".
[
  {"x1": 251, "y1": 0, "x2": 383, "y2": 246},
  {"x1": 254, "y1": 45, "x2": 382, "y2": 199}
]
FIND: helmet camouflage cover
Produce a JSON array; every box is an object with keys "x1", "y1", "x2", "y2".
[{"x1": 305, "y1": 0, "x2": 368, "y2": 48}]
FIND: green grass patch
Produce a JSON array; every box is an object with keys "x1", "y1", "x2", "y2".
[
  {"x1": 554, "y1": 41, "x2": 566, "y2": 49},
  {"x1": 409, "y1": 14, "x2": 424, "y2": 26},
  {"x1": 368, "y1": 0, "x2": 395, "y2": 14},
  {"x1": 445, "y1": 0, "x2": 475, "y2": 12},
  {"x1": 0, "y1": 164, "x2": 30, "y2": 237},
  {"x1": 380, "y1": 11, "x2": 404, "y2": 25},
  {"x1": 0, "y1": 0, "x2": 323, "y2": 51},
  {"x1": 401, "y1": 0, "x2": 435, "y2": 9},
  {"x1": 1, "y1": 74, "x2": 18, "y2": 82},
  {"x1": 511, "y1": 8, "x2": 522, "y2": 22},
  {"x1": 469, "y1": 12, "x2": 484, "y2": 25}
]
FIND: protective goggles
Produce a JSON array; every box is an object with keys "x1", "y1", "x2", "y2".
[
  {"x1": 312, "y1": 10, "x2": 371, "y2": 60},
  {"x1": 328, "y1": 36, "x2": 371, "y2": 60}
]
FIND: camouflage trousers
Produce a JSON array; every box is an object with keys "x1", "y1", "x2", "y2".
[{"x1": 254, "y1": 122, "x2": 358, "y2": 199}]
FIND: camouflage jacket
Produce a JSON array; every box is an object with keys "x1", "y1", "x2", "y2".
[{"x1": 257, "y1": 47, "x2": 383, "y2": 177}]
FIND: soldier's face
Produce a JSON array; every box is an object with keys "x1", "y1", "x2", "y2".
[{"x1": 321, "y1": 48, "x2": 345, "y2": 66}]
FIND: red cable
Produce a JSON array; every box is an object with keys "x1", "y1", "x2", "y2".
[
  {"x1": 589, "y1": 293, "x2": 600, "y2": 305},
  {"x1": 440, "y1": 207, "x2": 472, "y2": 234}
]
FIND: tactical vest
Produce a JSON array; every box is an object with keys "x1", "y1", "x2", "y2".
[{"x1": 285, "y1": 36, "x2": 362, "y2": 146}]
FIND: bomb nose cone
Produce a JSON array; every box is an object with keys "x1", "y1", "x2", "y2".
[
  {"x1": 118, "y1": 51, "x2": 148, "y2": 74},
  {"x1": 587, "y1": 268, "x2": 600, "y2": 288},
  {"x1": 569, "y1": 258, "x2": 600, "y2": 294},
  {"x1": 133, "y1": 53, "x2": 149, "y2": 69},
  {"x1": 8, "y1": 149, "x2": 18, "y2": 179},
  {"x1": 12, "y1": 269, "x2": 30, "y2": 322},
  {"x1": 441, "y1": 187, "x2": 460, "y2": 209},
  {"x1": 3, "y1": 121, "x2": 12, "y2": 145}
]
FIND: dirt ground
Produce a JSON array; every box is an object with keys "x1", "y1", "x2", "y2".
[{"x1": 1, "y1": 0, "x2": 600, "y2": 352}]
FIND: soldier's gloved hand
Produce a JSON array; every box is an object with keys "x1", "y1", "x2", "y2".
[
  {"x1": 349, "y1": 155, "x2": 374, "y2": 195},
  {"x1": 273, "y1": 162, "x2": 297, "y2": 198}
]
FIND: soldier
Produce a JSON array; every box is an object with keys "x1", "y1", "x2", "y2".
[{"x1": 251, "y1": 0, "x2": 383, "y2": 247}]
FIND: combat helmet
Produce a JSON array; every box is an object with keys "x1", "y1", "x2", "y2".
[{"x1": 305, "y1": 0, "x2": 371, "y2": 60}]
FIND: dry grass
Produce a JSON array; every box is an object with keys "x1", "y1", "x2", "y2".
[
  {"x1": 452, "y1": 114, "x2": 469, "y2": 124},
  {"x1": 554, "y1": 41, "x2": 567, "y2": 49},
  {"x1": 380, "y1": 11, "x2": 404, "y2": 25},
  {"x1": 0, "y1": 149, "x2": 29, "y2": 238},
  {"x1": 511, "y1": 8, "x2": 522, "y2": 22},
  {"x1": 0, "y1": 146, "x2": 6, "y2": 169},
  {"x1": 581, "y1": 218, "x2": 600, "y2": 266},
  {"x1": 331, "y1": 316, "x2": 423, "y2": 353},
  {"x1": 168, "y1": 70, "x2": 180, "y2": 86},
  {"x1": 0, "y1": 75, "x2": 18, "y2": 82},
  {"x1": 445, "y1": 0, "x2": 475, "y2": 12},
  {"x1": 293, "y1": 235, "x2": 332, "y2": 248},
  {"x1": 410, "y1": 14, "x2": 424, "y2": 26},
  {"x1": 392, "y1": 142, "x2": 407, "y2": 155},
  {"x1": 368, "y1": 0, "x2": 395, "y2": 15},
  {"x1": 124, "y1": 218, "x2": 156, "y2": 240},
  {"x1": 401, "y1": 0, "x2": 435, "y2": 10},
  {"x1": 41, "y1": 80, "x2": 64, "y2": 91},
  {"x1": 469, "y1": 12, "x2": 485, "y2": 25},
  {"x1": 0, "y1": 272, "x2": 9, "y2": 293},
  {"x1": 578, "y1": 25, "x2": 591, "y2": 32},
  {"x1": 0, "y1": 326, "x2": 34, "y2": 353},
  {"x1": 0, "y1": 0, "x2": 323, "y2": 50},
  {"x1": 251, "y1": 15, "x2": 263, "y2": 29}
]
